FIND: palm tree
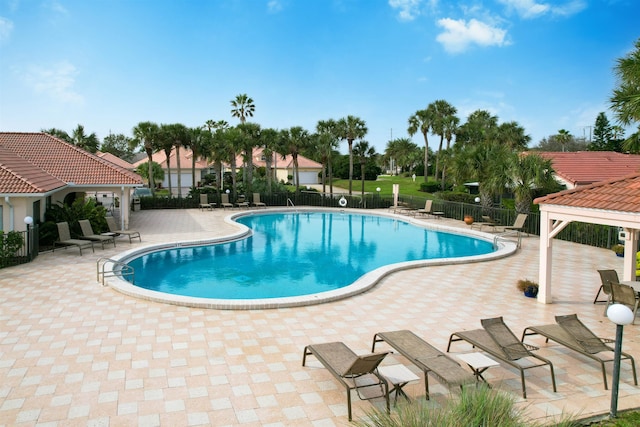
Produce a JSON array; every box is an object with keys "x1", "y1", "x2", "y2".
[
  {"x1": 42, "y1": 128, "x2": 71, "y2": 143},
  {"x1": 316, "y1": 119, "x2": 340, "y2": 194},
  {"x1": 204, "y1": 120, "x2": 230, "y2": 201},
  {"x1": 556, "y1": 129, "x2": 571, "y2": 152},
  {"x1": 430, "y1": 100, "x2": 457, "y2": 180},
  {"x1": 408, "y1": 106, "x2": 435, "y2": 182},
  {"x1": 353, "y1": 140, "x2": 376, "y2": 196},
  {"x1": 70, "y1": 124, "x2": 99, "y2": 153},
  {"x1": 187, "y1": 127, "x2": 211, "y2": 189},
  {"x1": 230, "y1": 93, "x2": 255, "y2": 124},
  {"x1": 497, "y1": 121, "x2": 531, "y2": 151},
  {"x1": 158, "y1": 124, "x2": 175, "y2": 196},
  {"x1": 385, "y1": 138, "x2": 419, "y2": 174},
  {"x1": 163, "y1": 123, "x2": 190, "y2": 197},
  {"x1": 259, "y1": 128, "x2": 279, "y2": 194},
  {"x1": 132, "y1": 121, "x2": 160, "y2": 194},
  {"x1": 441, "y1": 113, "x2": 459, "y2": 188},
  {"x1": 336, "y1": 116, "x2": 368, "y2": 195},
  {"x1": 237, "y1": 122, "x2": 261, "y2": 197},
  {"x1": 455, "y1": 110, "x2": 499, "y2": 148},
  {"x1": 281, "y1": 126, "x2": 310, "y2": 192},
  {"x1": 498, "y1": 153, "x2": 557, "y2": 213},
  {"x1": 610, "y1": 38, "x2": 640, "y2": 152}
]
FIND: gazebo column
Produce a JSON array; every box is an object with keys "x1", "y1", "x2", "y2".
[
  {"x1": 538, "y1": 211, "x2": 553, "y2": 304},
  {"x1": 622, "y1": 228, "x2": 638, "y2": 281}
]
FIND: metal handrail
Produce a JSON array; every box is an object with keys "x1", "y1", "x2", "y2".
[
  {"x1": 97, "y1": 257, "x2": 134, "y2": 286},
  {"x1": 287, "y1": 198, "x2": 295, "y2": 207}
]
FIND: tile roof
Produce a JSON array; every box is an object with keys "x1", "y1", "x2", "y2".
[
  {"x1": 534, "y1": 151, "x2": 640, "y2": 187},
  {"x1": 534, "y1": 172, "x2": 640, "y2": 213},
  {"x1": 0, "y1": 146, "x2": 66, "y2": 194},
  {"x1": 132, "y1": 147, "x2": 210, "y2": 169},
  {"x1": 96, "y1": 151, "x2": 136, "y2": 170},
  {"x1": 0, "y1": 132, "x2": 142, "y2": 194},
  {"x1": 248, "y1": 147, "x2": 323, "y2": 169}
]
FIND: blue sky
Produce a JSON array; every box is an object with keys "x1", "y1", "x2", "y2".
[{"x1": 0, "y1": 0, "x2": 638, "y2": 154}]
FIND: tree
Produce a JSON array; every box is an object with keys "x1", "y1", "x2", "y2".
[
  {"x1": 384, "y1": 138, "x2": 420, "y2": 174},
  {"x1": 496, "y1": 153, "x2": 557, "y2": 213},
  {"x1": 42, "y1": 128, "x2": 71, "y2": 143},
  {"x1": 132, "y1": 122, "x2": 160, "y2": 193},
  {"x1": 455, "y1": 110, "x2": 498, "y2": 148},
  {"x1": 590, "y1": 112, "x2": 616, "y2": 151},
  {"x1": 353, "y1": 140, "x2": 376, "y2": 196},
  {"x1": 70, "y1": 124, "x2": 99, "y2": 153},
  {"x1": 237, "y1": 122, "x2": 261, "y2": 197},
  {"x1": 280, "y1": 126, "x2": 310, "y2": 192},
  {"x1": 101, "y1": 133, "x2": 134, "y2": 162},
  {"x1": 336, "y1": 116, "x2": 368, "y2": 195},
  {"x1": 135, "y1": 161, "x2": 164, "y2": 184},
  {"x1": 187, "y1": 127, "x2": 211, "y2": 189},
  {"x1": 407, "y1": 107, "x2": 434, "y2": 182},
  {"x1": 165, "y1": 123, "x2": 190, "y2": 197},
  {"x1": 440, "y1": 113, "x2": 460, "y2": 188},
  {"x1": 259, "y1": 128, "x2": 280, "y2": 194},
  {"x1": 555, "y1": 129, "x2": 571, "y2": 152},
  {"x1": 496, "y1": 121, "x2": 530, "y2": 151},
  {"x1": 231, "y1": 93, "x2": 255, "y2": 124},
  {"x1": 430, "y1": 100, "x2": 458, "y2": 180},
  {"x1": 204, "y1": 119, "x2": 230, "y2": 201},
  {"x1": 157, "y1": 124, "x2": 176, "y2": 196},
  {"x1": 316, "y1": 119, "x2": 340, "y2": 194},
  {"x1": 610, "y1": 38, "x2": 640, "y2": 152}
]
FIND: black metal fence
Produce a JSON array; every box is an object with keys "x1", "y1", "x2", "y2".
[{"x1": 0, "y1": 224, "x2": 39, "y2": 269}]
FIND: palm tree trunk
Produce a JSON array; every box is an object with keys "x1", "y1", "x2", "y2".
[
  {"x1": 176, "y1": 145, "x2": 182, "y2": 198},
  {"x1": 348, "y1": 139, "x2": 353, "y2": 195},
  {"x1": 146, "y1": 149, "x2": 155, "y2": 192}
]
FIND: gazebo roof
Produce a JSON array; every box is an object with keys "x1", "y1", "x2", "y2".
[{"x1": 534, "y1": 172, "x2": 640, "y2": 215}]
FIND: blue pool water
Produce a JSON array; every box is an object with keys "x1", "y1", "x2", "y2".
[{"x1": 126, "y1": 212, "x2": 494, "y2": 299}]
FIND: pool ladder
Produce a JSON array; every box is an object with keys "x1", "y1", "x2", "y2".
[{"x1": 97, "y1": 257, "x2": 135, "y2": 286}]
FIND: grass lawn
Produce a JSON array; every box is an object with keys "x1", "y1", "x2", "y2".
[{"x1": 331, "y1": 175, "x2": 438, "y2": 197}]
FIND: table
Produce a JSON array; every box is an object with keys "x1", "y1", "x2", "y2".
[
  {"x1": 456, "y1": 352, "x2": 499, "y2": 383},
  {"x1": 377, "y1": 364, "x2": 420, "y2": 404}
]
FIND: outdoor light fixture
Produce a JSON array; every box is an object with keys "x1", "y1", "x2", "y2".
[
  {"x1": 225, "y1": 189, "x2": 230, "y2": 194},
  {"x1": 24, "y1": 216, "x2": 33, "y2": 226},
  {"x1": 474, "y1": 197, "x2": 481, "y2": 203},
  {"x1": 606, "y1": 303, "x2": 634, "y2": 418},
  {"x1": 376, "y1": 187, "x2": 381, "y2": 192}
]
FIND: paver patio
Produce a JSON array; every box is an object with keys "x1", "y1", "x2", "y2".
[{"x1": 1, "y1": 208, "x2": 638, "y2": 426}]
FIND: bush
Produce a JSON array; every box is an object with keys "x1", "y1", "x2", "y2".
[
  {"x1": 0, "y1": 231, "x2": 25, "y2": 267},
  {"x1": 437, "y1": 191, "x2": 477, "y2": 204}
]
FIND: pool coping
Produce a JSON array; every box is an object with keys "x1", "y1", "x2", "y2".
[{"x1": 104, "y1": 207, "x2": 518, "y2": 309}]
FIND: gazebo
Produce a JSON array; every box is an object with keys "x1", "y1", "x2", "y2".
[{"x1": 534, "y1": 173, "x2": 640, "y2": 303}]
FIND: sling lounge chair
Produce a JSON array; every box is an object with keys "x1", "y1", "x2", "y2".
[
  {"x1": 447, "y1": 317, "x2": 557, "y2": 398},
  {"x1": 610, "y1": 283, "x2": 640, "y2": 324},
  {"x1": 252, "y1": 193, "x2": 266, "y2": 208},
  {"x1": 105, "y1": 217, "x2": 142, "y2": 243},
  {"x1": 522, "y1": 314, "x2": 637, "y2": 389},
  {"x1": 219, "y1": 193, "x2": 233, "y2": 209},
  {"x1": 78, "y1": 219, "x2": 116, "y2": 249},
  {"x1": 53, "y1": 221, "x2": 94, "y2": 255},
  {"x1": 234, "y1": 195, "x2": 249, "y2": 208},
  {"x1": 471, "y1": 215, "x2": 499, "y2": 231},
  {"x1": 594, "y1": 269, "x2": 619, "y2": 308},
  {"x1": 302, "y1": 342, "x2": 390, "y2": 421},
  {"x1": 495, "y1": 214, "x2": 527, "y2": 248},
  {"x1": 199, "y1": 194, "x2": 213, "y2": 211},
  {"x1": 372, "y1": 330, "x2": 476, "y2": 399},
  {"x1": 416, "y1": 200, "x2": 444, "y2": 218}
]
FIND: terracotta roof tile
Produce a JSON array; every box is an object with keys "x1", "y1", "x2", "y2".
[
  {"x1": 535, "y1": 151, "x2": 640, "y2": 186},
  {"x1": 0, "y1": 146, "x2": 66, "y2": 194},
  {"x1": 0, "y1": 132, "x2": 142, "y2": 193},
  {"x1": 97, "y1": 151, "x2": 136, "y2": 170},
  {"x1": 534, "y1": 172, "x2": 640, "y2": 214}
]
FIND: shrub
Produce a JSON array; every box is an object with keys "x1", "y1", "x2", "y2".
[{"x1": 0, "y1": 231, "x2": 25, "y2": 267}]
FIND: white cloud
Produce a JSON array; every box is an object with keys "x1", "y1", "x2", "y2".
[
  {"x1": 267, "y1": 0, "x2": 283, "y2": 13},
  {"x1": 497, "y1": 0, "x2": 586, "y2": 19},
  {"x1": 21, "y1": 61, "x2": 84, "y2": 104},
  {"x1": 388, "y1": 0, "x2": 422, "y2": 21},
  {"x1": 45, "y1": 0, "x2": 69, "y2": 15},
  {"x1": 0, "y1": 17, "x2": 14, "y2": 43},
  {"x1": 436, "y1": 18, "x2": 508, "y2": 54}
]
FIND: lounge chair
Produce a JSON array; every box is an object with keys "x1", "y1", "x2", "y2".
[
  {"x1": 496, "y1": 214, "x2": 528, "y2": 247},
  {"x1": 78, "y1": 219, "x2": 116, "y2": 249},
  {"x1": 471, "y1": 215, "x2": 499, "y2": 231},
  {"x1": 522, "y1": 314, "x2": 637, "y2": 389},
  {"x1": 105, "y1": 217, "x2": 141, "y2": 243},
  {"x1": 302, "y1": 342, "x2": 390, "y2": 421},
  {"x1": 219, "y1": 193, "x2": 233, "y2": 209},
  {"x1": 234, "y1": 195, "x2": 249, "y2": 209},
  {"x1": 372, "y1": 330, "x2": 476, "y2": 399},
  {"x1": 416, "y1": 200, "x2": 444, "y2": 219},
  {"x1": 53, "y1": 222, "x2": 94, "y2": 255},
  {"x1": 252, "y1": 193, "x2": 266, "y2": 208},
  {"x1": 594, "y1": 269, "x2": 619, "y2": 307},
  {"x1": 610, "y1": 283, "x2": 639, "y2": 324},
  {"x1": 199, "y1": 194, "x2": 213, "y2": 211},
  {"x1": 447, "y1": 317, "x2": 557, "y2": 398}
]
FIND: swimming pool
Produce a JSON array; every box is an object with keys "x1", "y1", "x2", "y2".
[{"x1": 108, "y1": 209, "x2": 517, "y2": 309}]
